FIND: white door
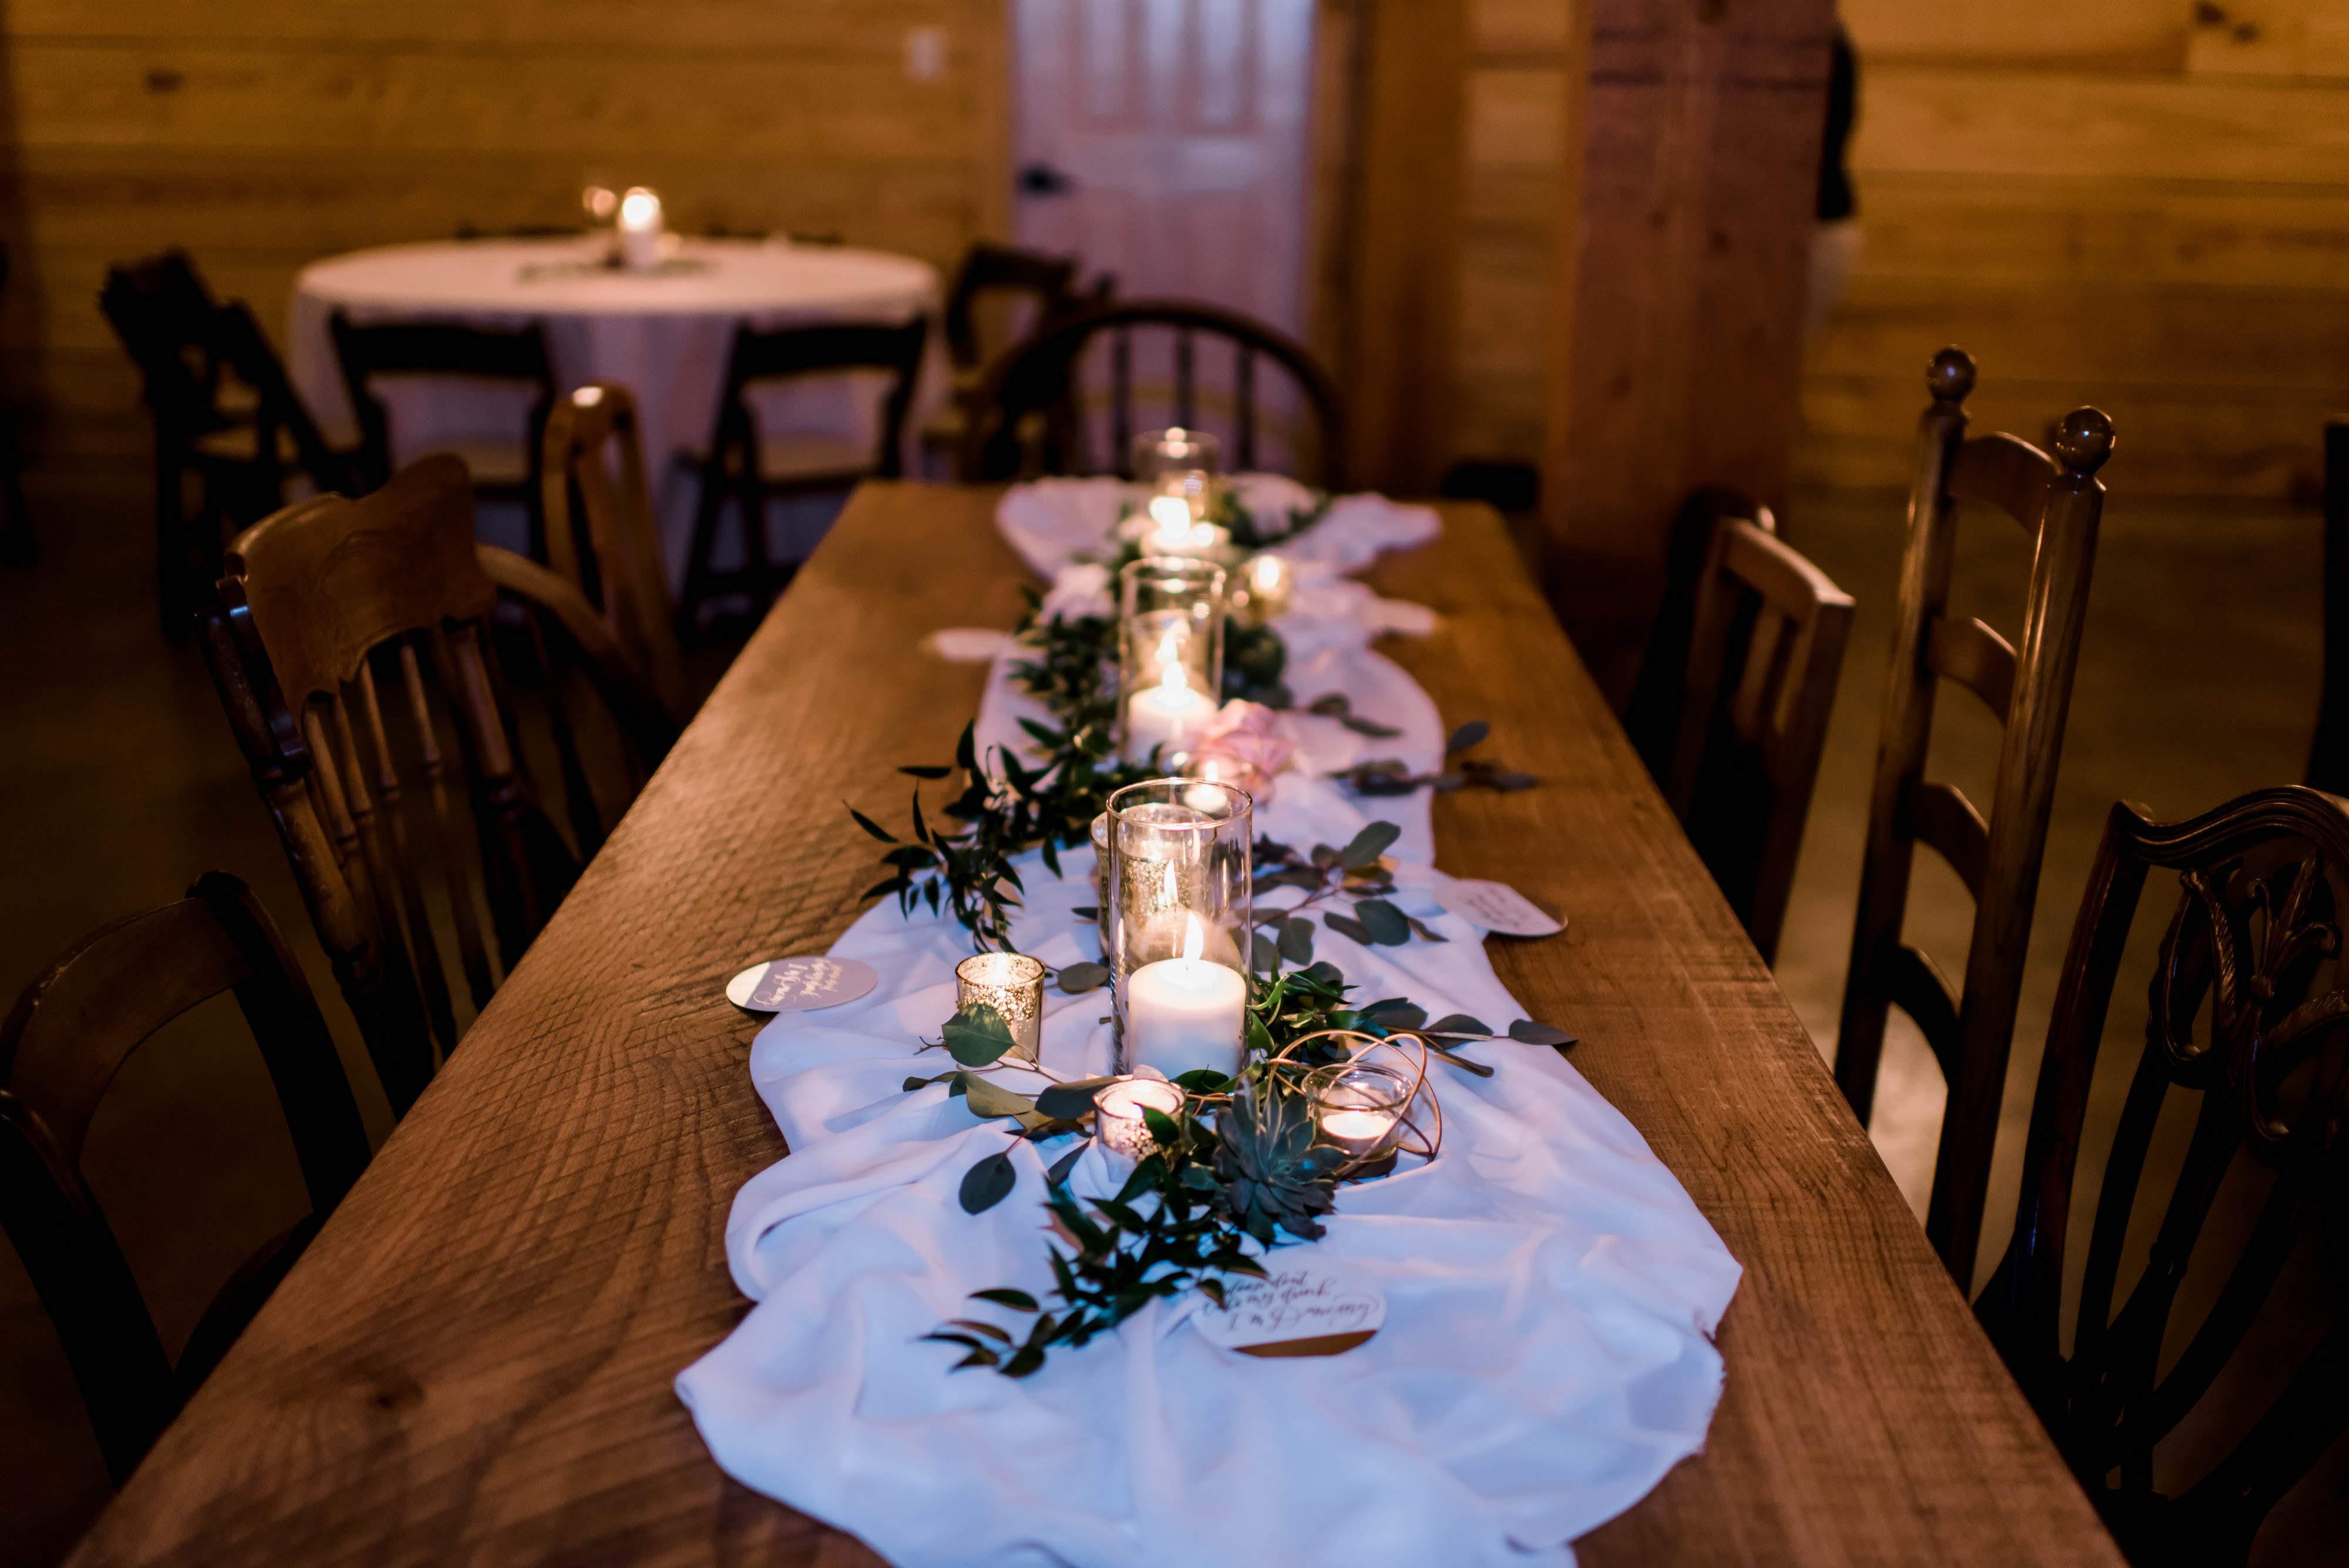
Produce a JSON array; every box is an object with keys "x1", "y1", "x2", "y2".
[{"x1": 1012, "y1": 0, "x2": 1317, "y2": 339}]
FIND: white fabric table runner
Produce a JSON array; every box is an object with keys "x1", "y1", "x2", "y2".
[{"x1": 676, "y1": 487, "x2": 1742, "y2": 1567}]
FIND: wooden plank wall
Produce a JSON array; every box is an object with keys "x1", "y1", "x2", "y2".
[
  {"x1": 1809, "y1": 0, "x2": 2349, "y2": 500},
  {"x1": 0, "y1": 0, "x2": 1006, "y2": 465}
]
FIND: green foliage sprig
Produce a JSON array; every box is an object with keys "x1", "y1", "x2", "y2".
[{"x1": 1331, "y1": 719, "x2": 1539, "y2": 796}]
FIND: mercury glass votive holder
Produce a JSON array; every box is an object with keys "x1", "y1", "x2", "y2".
[
  {"x1": 1092, "y1": 1076, "x2": 1186, "y2": 1161},
  {"x1": 955, "y1": 952, "x2": 1045, "y2": 1064},
  {"x1": 1118, "y1": 557, "x2": 1226, "y2": 766},
  {"x1": 1105, "y1": 778, "x2": 1251, "y2": 1080},
  {"x1": 1305, "y1": 1059, "x2": 1413, "y2": 1165},
  {"x1": 1090, "y1": 811, "x2": 1110, "y2": 918}
]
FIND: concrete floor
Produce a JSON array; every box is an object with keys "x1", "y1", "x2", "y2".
[{"x1": 2, "y1": 470, "x2": 2343, "y2": 1562}]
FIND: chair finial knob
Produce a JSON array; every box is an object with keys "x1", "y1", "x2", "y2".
[
  {"x1": 1926, "y1": 346, "x2": 1976, "y2": 404},
  {"x1": 2053, "y1": 408, "x2": 2115, "y2": 475}
]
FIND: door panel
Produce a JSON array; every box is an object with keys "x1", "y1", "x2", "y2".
[{"x1": 1013, "y1": 0, "x2": 1316, "y2": 338}]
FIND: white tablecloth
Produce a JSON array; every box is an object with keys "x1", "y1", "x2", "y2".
[
  {"x1": 287, "y1": 236, "x2": 943, "y2": 579},
  {"x1": 675, "y1": 493, "x2": 1743, "y2": 1567}
]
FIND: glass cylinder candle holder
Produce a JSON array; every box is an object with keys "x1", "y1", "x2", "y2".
[
  {"x1": 1093, "y1": 1076, "x2": 1186, "y2": 1161},
  {"x1": 1119, "y1": 557, "x2": 1225, "y2": 766},
  {"x1": 1106, "y1": 778, "x2": 1252, "y2": 1079},
  {"x1": 1305, "y1": 1059, "x2": 1413, "y2": 1166},
  {"x1": 1089, "y1": 811, "x2": 1110, "y2": 918},
  {"x1": 955, "y1": 952, "x2": 1045, "y2": 1064},
  {"x1": 1133, "y1": 426, "x2": 1221, "y2": 506}
]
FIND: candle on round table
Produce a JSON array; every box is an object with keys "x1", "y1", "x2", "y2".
[
  {"x1": 617, "y1": 186, "x2": 665, "y2": 272},
  {"x1": 1093, "y1": 1076, "x2": 1186, "y2": 1160},
  {"x1": 1125, "y1": 915, "x2": 1246, "y2": 1079},
  {"x1": 1125, "y1": 664, "x2": 1214, "y2": 762}
]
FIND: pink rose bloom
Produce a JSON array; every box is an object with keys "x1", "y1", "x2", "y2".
[{"x1": 1186, "y1": 701, "x2": 1298, "y2": 804}]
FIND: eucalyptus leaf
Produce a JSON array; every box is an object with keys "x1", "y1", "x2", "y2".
[
  {"x1": 971, "y1": 1287, "x2": 1040, "y2": 1311},
  {"x1": 958, "y1": 1072, "x2": 1038, "y2": 1118},
  {"x1": 1251, "y1": 931, "x2": 1280, "y2": 974},
  {"x1": 899, "y1": 763, "x2": 953, "y2": 779},
  {"x1": 1339, "y1": 820, "x2": 1402, "y2": 869},
  {"x1": 1352, "y1": 897, "x2": 1412, "y2": 945},
  {"x1": 943, "y1": 1002, "x2": 1017, "y2": 1065},
  {"x1": 1323, "y1": 911, "x2": 1373, "y2": 944},
  {"x1": 848, "y1": 805, "x2": 898, "y2": 843},
  {"x1": 1509, "y1": 1019, "x2": 1577, "y2": 1048},
  {"x1": 1172, "y1": 1068, "x2": 1232, "y2": 1093},
  {"x1": 1278, "y1": 916, "x2": 1315, "y2": 965},
  {"x1": 1426, "y1": 1012, "x2": 1494, "y2": 1038},
  {"x1": 1044, "y1": 1142, "x2": 1088, "y2": 1186},
  {"x1": 1055, "y1": 961, "x2": 1109, "y2": 994},
  {"x1": 959, "y1": 1149, "x2": 1018, "y2": 1213},
  {"x1": 1446, "y1": 720, "x2": 1490, "y2": 755},
  {"x1": 1035, "y1": 1076, "x2": 1119, "y2": 1119}
]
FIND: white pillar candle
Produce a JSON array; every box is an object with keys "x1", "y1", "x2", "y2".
[
  {"x1": 617, "y1": 186, "x2": 665, "y2": 272},
  {"x1": 1126, "y1": 916, "x2": 1246, "y2": 1079},
  {"x1": 1125, "y1": 665, "x2": 1214, "y2": 762}
]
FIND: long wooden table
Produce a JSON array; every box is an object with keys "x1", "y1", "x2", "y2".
[{"x1": 72, "y1": 486, "x2": 2122, "y2": 1566}]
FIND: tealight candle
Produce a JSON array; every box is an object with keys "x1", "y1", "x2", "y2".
[
  {"x1": 1234, "y1": 553, "x2": 1294, "y2": 628},
  {"x1": 1135, "y1": 493, "x2": 1229, "y2": 559},
  {"x1": 1307, "y1": 1060, "x2": 1413, "y2": 1163},
  {"x1": 1125, "y1": 914, "x2": 1246, "y2": 1079},
  {"x1": 1125, "y1": 664, "x2": 1214, "y2": 763},
  {"x1": 1093, "y1": 1077, "x2": 1186, "y2": 1160},
  {"x1": 617, "y1": 186, "x2": 665, "y2": 272}
]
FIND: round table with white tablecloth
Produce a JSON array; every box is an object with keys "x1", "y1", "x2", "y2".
[{"x1": 286, "y1": 235, "x2": 944, "y2": 581}]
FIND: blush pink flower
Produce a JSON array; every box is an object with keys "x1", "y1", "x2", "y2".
[{"x1": 1186, "y1": 701, "x2": 1298, "y2": 804}]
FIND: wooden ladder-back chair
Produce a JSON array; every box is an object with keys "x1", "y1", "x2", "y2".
[
  {"x1": 959, "y1": 297, "x2": 1345, "y2": 487},
  {"x1": 1666, "y1": 507, "x2": 1854, "y2": 965},
  {"x1": 541, "y1": 383, "x2": 691, "y2": 722},
  {"x1": 1835, "y1": 346, "x2": 2116, "y2": 1283},
  {"x1": 0, "y1": 872, "x2": 369, "y2": 1481},
  {"x1": 1977, "y1": 786, "x2": 2349, "y2": 1567},
  {"x1": 941, "y1": 242, "x2": 1081, "y2": 381},
  {"x1": 329, "y1": 311, "x2": 554, "y2": 525},
  {"x1": 200, "y1": 455, "x2": 676, "y2": 1113},
  {"x1": 680, "y1": 315, "x2": 929, "y2": 633}
]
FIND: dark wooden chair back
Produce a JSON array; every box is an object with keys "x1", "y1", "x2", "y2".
[
  {"x1": 958, "y1": 297, "x2": 1345, "y2": 487},
  {"x1": 681, "y1": 315, "x2": 929, "y2": 630},
  {"x1": 201, "y1": 455, "x2": 675, "y2": 1112},
  {"x1": 541, "y1": 382, "x2": 690, "y2": 722},
  {"x1": 1835, "y1": 346, "x2": 2116, "y2": 1283},
  {"x1": 1977, "y1": 786, "x2": 2349, "y2": 1567},
  {"x1": 102, "y1": 253, "x2": 351, "y2": 629},
  {"x1": 2307, "y1": 422, "x2": 2349, "y2": 795},
  {"x1": 0, "y1": 872, "x2": 369, "y2": 1482},
  {"x1": 328, "y1": 311, "x2": 554, "y2": 497},
  {"x1": 1666, "y1": 511, "x2": 1854, "y2": 965},
  {"x1": 941, "y1": 242, "x2": 1079, "y2": 375}
]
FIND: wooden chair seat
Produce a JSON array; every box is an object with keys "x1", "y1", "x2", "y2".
[
  {"x1": 1835, "y1": 347, "x2": 2116, "y2": 1284},
  {"x1": 201, "y1": 454, "x2": 677, "y2": 1114},
  {"x1": 0, "y1": 872, "x2": 370, "y2": 1482},
  {"x1": 1977, "y1": 786, "x2": 2349, "y2": 1568}
]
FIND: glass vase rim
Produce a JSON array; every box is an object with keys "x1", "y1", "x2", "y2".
[
  {"x1": 955, "y1": 951, "x2": 1045, "y2": 982},
  {"x1": 1105, "y1": 775, "x2": 1256, "y2": 827},
  {"x1": 1303, "y1": 1057, "x2": 1416, "y2": 1112}
]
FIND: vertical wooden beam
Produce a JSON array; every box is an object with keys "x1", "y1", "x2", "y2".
[
  {"x1": 1341, "y1": 0, "x2": 1469, "y2": 494},
  {"x1": 1540, "y1": 0, "x2": 1833, "y2": 705}
]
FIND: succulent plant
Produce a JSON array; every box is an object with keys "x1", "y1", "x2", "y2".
[{"x1": 1214, "y1": 1088, "x2": 1344, "y2": 1244}]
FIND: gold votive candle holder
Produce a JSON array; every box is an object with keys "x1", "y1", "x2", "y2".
[
  {"x1": 1093, "y1": 1076, "x2": 1186, "y2": 1160},
  {"x1": 955, "y1": 952, "x2": 1045, "y2": 1064}
]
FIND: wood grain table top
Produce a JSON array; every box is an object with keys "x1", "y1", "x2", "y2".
[{"x1": 70, "y1": 485, "x2": 2122, "y2": 1567}]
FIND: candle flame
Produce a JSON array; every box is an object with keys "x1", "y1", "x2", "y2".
[
  {"x1": 618, "y1": 187, "x2": 662, "y2": 230},
  {"x1": 1182, "y1": 913, "x2": 1205, "y2": 964},
  {"x1": 1157, "y1": 662, "x2": 1189, "y2": 695}
]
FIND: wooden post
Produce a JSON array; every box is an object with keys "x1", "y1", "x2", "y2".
[{"x1": 1539, "y1": 0, "x2": 1834, "y2": 706}]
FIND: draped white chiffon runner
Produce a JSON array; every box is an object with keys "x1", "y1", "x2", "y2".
[{"x1": 676, "y1": 481, "x2": 1742, "y2": 1567}]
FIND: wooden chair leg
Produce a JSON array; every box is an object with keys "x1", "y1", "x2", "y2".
[
  {"x1": 0, "y1": 419, "x2": 29, "y2": 567},
  {"x1": 2311, "y1": 423, "x2": 2349, "y2": 795}
]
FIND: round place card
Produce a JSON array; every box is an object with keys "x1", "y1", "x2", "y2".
[
  {"x1": 726, "y1": 956, "x2": 879, "y2": 1014},
  {"x1": 1191, "y1": 1260, "x2": 1386, "y2": 1358},
  {"x1": 1435, "y1": 874, "x2": 1566, "y2": 938}
]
